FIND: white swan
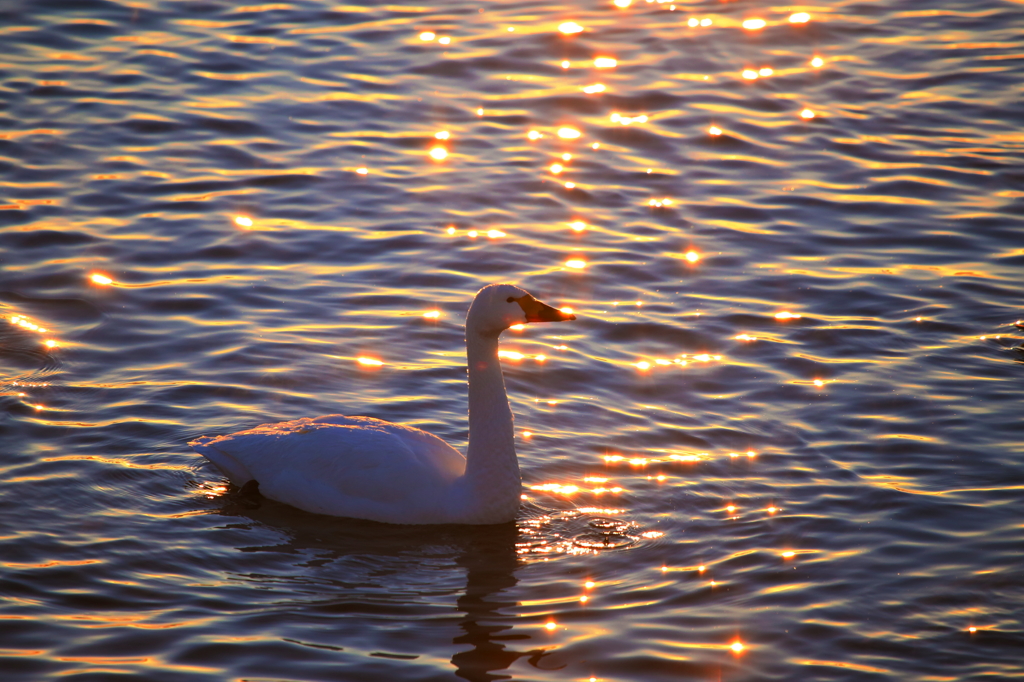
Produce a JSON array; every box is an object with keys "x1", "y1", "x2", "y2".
[{"x1": 190, "y1": 283, "x2": 576, "y2": 524}]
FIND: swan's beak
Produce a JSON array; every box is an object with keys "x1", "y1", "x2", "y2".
[{"x1": 516, "y1": 295, "x2": 576, "y2": 323}]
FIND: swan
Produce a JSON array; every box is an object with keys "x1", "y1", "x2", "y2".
[{"x1": 190, "y1": 283, "x2": 576, "y2": 524}]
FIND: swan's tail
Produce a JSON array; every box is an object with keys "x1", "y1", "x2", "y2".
[{"x1": 190, "y1": 435, "x2": 254, "y2": 484}]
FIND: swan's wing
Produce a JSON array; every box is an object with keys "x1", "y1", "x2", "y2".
[{"x1": 190, "y1": 415, "x2": 466, "y2": 519}]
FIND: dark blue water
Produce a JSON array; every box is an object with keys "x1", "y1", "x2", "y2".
[{"x1": 1, "y1": 0, "x2": 1022, "y2": 679}]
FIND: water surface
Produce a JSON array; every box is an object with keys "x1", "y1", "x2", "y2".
[{"x1": 1, "y1": 0, "x2": 1022, "y2": 680}]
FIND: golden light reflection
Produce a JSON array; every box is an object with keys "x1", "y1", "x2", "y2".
[
  {"x1": 811, "y1": 56, "x2": 824, "y2": 67},
  {"x1": 561, "y1": 60, "x2": 571, "y2": 69},
  {"x1": 569, "y1": 220, "x2": 586, "y2": 232},
  {"x1": 613, "y1": 0, "x2": 631, "y2": 7},
  {"x1": 774, "y1": 311, "x2": 802, "y2": 320},
  {"x1": 434, "y1": 130, "x2": 449, "y2": 140},
  {"x1": 735, "y1": 334, "x2": 757, "y2": 341},
  {"x1": 592, "y1": 142, "x2": 600, "y2": 149},
  {"x1": 698, "y1": 565, "x2": 706, "y2": 572},
  {"x1": 759, "y1": 67, "x2": 773, "y2": 77},
  {"x1": 90, "y1": 273, "x2": 114, "y2": 285},
  {"x1": 813, "y1": 379, "x2": 825, "y2": 387},
  {"x1": 684, "y1": 250, "x2": 700, "y2": 263},
  {"x1": 742, "y1": 69, "x2": 758, "y2": 80},
  {"x1": 564, "y1": 181, "x2": 576, "y2": 189},
  {"x1": 709, "y1": 125, "x2": 722, "y2": 136},
  {"x1": 731, "y1": 640, "x2": 745, "y2": 654},
  {"x1": 593, "y1": 57, "x2": 617, "y2": 68},
  {"x1": 566, "y1": 259, "x2": 586, "y2": 269},
  {"x1": 356, "y1": 167, "x2": 368, "y2": 175},
  {"x1": 583, "y1": 83, "x2": 606, "y2": 94},
  {"x1": 423, "y1": 310, "x2": 441, "y2": 319},
  {"x1": 688, "y1": 18, "x2": 698, "y2": 27},
  {"x1": 439, "y1": 37, "x2": 451, "y2": 45},
  {"x1": 234, "y1": 215, "x2": 253, "y2": 227},
  {"x1": 446, "y1": 226, "x2": 455, "y2": 235},
  {"x1": 487, "y1": 229, "x2": 506, "y2": 238},
  {"x1": 476, "y1": 107, "x2": 483, "y2": 116},
  {"x1": 522, "y1": 430, "x2": 532, "y2": 438},
  {"x1": 969, "y1": 626, "x2": 977, "y2": 633},
  {"x1": 557, "y1": 127, "x2": 581, "y2": 139},
  {"x1": 635, "y1": 360, "x2": 651, "y2": 370},
  {"x1": 545, "y1": 622, "x2": 557, "y2": 631},
  {"x1": 801, "y1": 108, "x2": 815, "y2": 119},
  {"x1": 700, "y1": 18, "x2": 711, "y2": 27},
  {"x1": 558, "y1": 22, "x2": 584, "y2": 34},
  {"x1": 468, "y1": 230, "x2": 478, "y2": 238},
  {"x1": 580, "y1": 595, "x2": 589, "y2": 603},
  {"x1": 10, "y1": 316, "x2": 48, "y2": 333},
  {"x1": 585, "y1": 580, "x2": 596, "y2": 588},
  {"x1": 550, "y1": 163, "x2": 564, "y2": 174},
  {"x1": 610, "y1": 112, "x2": 648, "y2": 125},
  {"x1": 528, "y1": 130, "x2": 542, "y2": 140},
  {"x1": 356, "y1": 357, "x2": 383, "y2": 367},
  {"x1": 790, "y1": 12, "x2": 811, "y2": 23},
  {"x1": 498, "y1": 350, "x2": 524, "y2": 360},
  {"x1": 429, "y1": 146, "x2": 447, "y2": 161},
  {"x1": 44, "y1": 339, "x2": 58, "y2": 348},
  {"x1": 510, "y1": 324, "x2": 525, "y2": 330},
  {"x1": 531, "y1": 483, "x2": 580, "y2": 495},
  {"x1": 419, "y1": 32, "x2": 435, "y2": 41},
  {"x1": 742, "y1": 18, "x2": 766, "y2": 30}
]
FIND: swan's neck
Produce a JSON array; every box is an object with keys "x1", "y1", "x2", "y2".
[{"x1": 461, "y1": 329, "x2": 521, "y2": 520}]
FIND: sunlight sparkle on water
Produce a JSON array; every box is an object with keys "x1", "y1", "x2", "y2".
[
  {"x1": 811, "y1": 56, "x2": 824, "y2": 67},
  {"x1": 561, "y1": 60, "x2": 570, "y2": 69},
  {"x1": 801, "y1": 108, "x2": 816, "y2": 119},
  {"x1": 434, "y1": 131, "x2": 449, "y2": 140},
  {"x1": 429, "y1": 147, "x2": 447, "y2": 161},
  {"x1": 558, "y1": 22, "x2": 584, "y2": 34},
  {"x1": 423, "y1": 311, "x2": 441, "y2": 319},
  {"x1": 759, "y1": 67, "x2": 773, "y2": 77},
  {"x1": 731, "y1": 641, "x2": 745, "y2": 654},
  {"x1": 684, "y1": 250, "x2": 700, "y2": 263},
  {"x1": 557, "y1": 127, "x2": 581, "y2": 139},
  {"x1": 614, "y1": 0, "x2": 631, "y2": 7},
  {"x1": 438, "y1": 36, "x2": 450, "y2": 45},
  {"x1": 234, "y1": 215, "x2": 253, "y2": 228},
  {"x1": 90, "y1": 273, "x2": 113, "y2": 285},
  {"x1": 594, "y1": 57, "x2": 617, "y2": 68},
  {"x1": 528, "y1": 130, "x2": 542, "y2": 140},
  {"x1": 545, "y1": 622, "x2": 557, "y2": 631},
  {"x1": 566, "y1": 259, "x2": 586, "y2": 270},
  {"x1": 790, "y1": 12, "x2": 811, "y2": 23},
  {"x1": 743, "y1": 19, "x2": 766, "y2": 30},
  {"x1": 550, "y1": 163, "x2": 563, "y2": 174},
  {"x1": 700, "y1": 18, "x2": 712, "y2": 27},
  {"x1": 709, "y1": 125, "x2": 722, "y2": 136},
  {"x1": 564, "y1": 182, "x2": 576, "y2": 188},
  {"x1": 569, "y1": 220, "x2": 586, "y2": 232},
  {"x1": 356, "y1": 167, "x2": 368, "y2": 175},
  {"x1": 583, "y1": 84, "x2": 606, "y2": 94},
  {"x1": 499, "y1": 350, "x2": 524, "y2": 360},
  {"x1": 775, "y1": 311, "x2": 802, "y2": 320},
  {"x1": 487, "y1": 229, "x2": 506, "y2": 238},
  {"x1": 419, "y1": 32, "x2": 435, "y2": 41},
  {"x1": 356, "y1": 357, "x2": 383, "y2": 367},
  {"x1": 743, "y1": 69, "x2": 759, "y2": 80}
]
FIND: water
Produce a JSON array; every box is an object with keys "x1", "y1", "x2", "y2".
[{"x1": 1, "y1": 0, "x2": 1022, "y2": 679}]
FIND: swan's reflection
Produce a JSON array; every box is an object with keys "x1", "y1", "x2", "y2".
[{"x1": 212, "y1": 491, "x2": 561, "y2": 681}]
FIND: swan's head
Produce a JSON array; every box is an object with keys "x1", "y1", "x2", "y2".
[{"x1": 467, "y1": 283, "x2": 576, "y2": 336}]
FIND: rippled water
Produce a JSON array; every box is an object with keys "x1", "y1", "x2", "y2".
[{"x1": 2, "y1": 0, "x2": 1023, "y2": 679}]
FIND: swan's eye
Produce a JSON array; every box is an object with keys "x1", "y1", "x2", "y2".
[{"x1": 507, "y1": 297, "x2": 515, "y2": 303}]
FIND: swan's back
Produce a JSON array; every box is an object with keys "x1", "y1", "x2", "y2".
[{"x1": 191, "y1": 415, "x2": 468, "y2": 523}]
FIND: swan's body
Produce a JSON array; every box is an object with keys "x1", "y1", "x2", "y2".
[{"x1": 190, "y1": 283, "x2": 575, "y2": 524}]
